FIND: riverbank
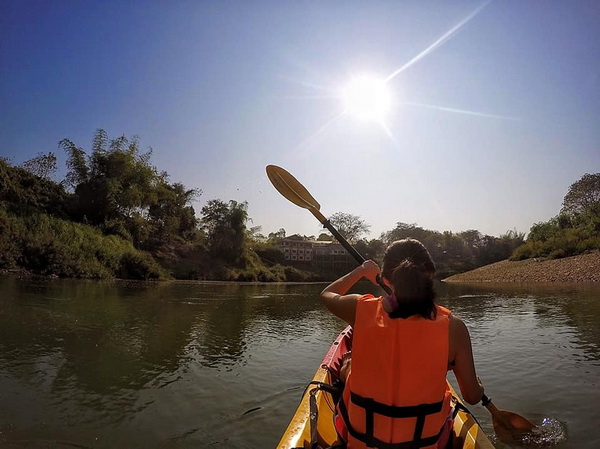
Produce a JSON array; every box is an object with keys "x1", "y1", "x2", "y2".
[{"x1": 444, "y1": 251, "x2": 600, "y2": 283}]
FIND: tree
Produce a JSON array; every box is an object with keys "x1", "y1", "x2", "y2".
[
  {"x1": 201, "y1": 199, "x2": 249, "y2": 265},
  {"x1": 20, "y1": 152, "x2": 58, "y2": 180},
  {"x1": 60, "y1": 129, "x2": 200, "y2": 249},
  {"x1": 0, "y1": 158, "x2": 70, "y2": 218},
  {"x1": 354, "y1": 238, "x2": 386, "y2": 261},
  {"x1": 146, "y1": 180, "x2": 200, "y2": 248},
  {"x1": 381, "y1": 222, "x2": 431, "y2": 245},
  {"x1": 317, "y1": 233, "x2": 333, "y2": 241},
  {"x1": 561, "y1": 173, "x2": 600, "y2": 216},
  {"x1": 61, "y1": 139, "x2": 89, "y2": 191},
  {"x1": 267, "y1": 228, "x2": 286, "y2": 242},
  {"x1": 326, "y1": 212, "x2": 370, "y2": 243},
  {"x1": 61, "y1": 130, "x2": 158, "y2": 225},
  {"x1": 247, "y1": 225, "x2": 266, "y2": 242}
]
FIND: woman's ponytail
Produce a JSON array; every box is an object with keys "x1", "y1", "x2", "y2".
[{"x1": 382, "y1": 239, "x2": 437, "y2": 320}]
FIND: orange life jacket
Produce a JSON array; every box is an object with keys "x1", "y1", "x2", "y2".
[{"x1": 337, "y1": 295, "x2": 452, "y2": 449}]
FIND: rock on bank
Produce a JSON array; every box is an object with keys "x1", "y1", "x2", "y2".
[{"x1": 443, "y1": 252, "x2": 600, "y2": 283}]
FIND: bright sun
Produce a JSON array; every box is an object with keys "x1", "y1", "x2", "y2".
[{"x1": 342, "y1": 75, "x2": 391, "y2": 122}]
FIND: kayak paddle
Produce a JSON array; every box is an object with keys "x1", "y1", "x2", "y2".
[
  {"x1": 266, "y1": 164, "x2": 391, "y2": 295},
  {"x1": 481, "y1": 394, "x2": 536, "y2": 444}
]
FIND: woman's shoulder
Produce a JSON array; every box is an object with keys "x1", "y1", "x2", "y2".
[{"x1": 448, "y1": 314, "x2": 471, "y2": 342}]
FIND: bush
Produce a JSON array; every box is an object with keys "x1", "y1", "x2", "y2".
[
  {"x1": 0, "y1": 206, "x2": 167, "y2": 280},
  {"x1": 511, "y1": 215, "x2": 600, "y2": 261},
  {"x1": 118, "y1": 252, "x2": 164, "y2": 280}
]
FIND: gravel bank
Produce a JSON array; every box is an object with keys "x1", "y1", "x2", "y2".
[{"x1": 443, "y1": 251, "x2": 600, "y2": 283}]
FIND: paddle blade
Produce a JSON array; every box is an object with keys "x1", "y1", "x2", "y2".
[
  {"x1": 266, "y1": 165, "x2": 322, "y2": 213},
  {"x1": 490, "y1": 407, "x2": 536, "y2": 445}
]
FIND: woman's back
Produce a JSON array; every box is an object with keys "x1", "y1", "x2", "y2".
[{"x1": 341, "y1": 296, "x2": 452, "y2": 447}]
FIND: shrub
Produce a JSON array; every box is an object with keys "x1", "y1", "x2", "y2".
[
  {"x1": 0, "y1": 206, "x2": 167, "y2": 279},
  {"x1": 118, "y1": 252, "x2": 165, "y2": 280}
]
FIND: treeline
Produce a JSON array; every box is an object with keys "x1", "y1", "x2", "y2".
[
  {"x1": 510, "y1": 173, "x2": 600, "y2": 260},
  {"x1": 265, "y1": 224, "x2": 525, "y2": 280},
  {"x1": 0, "y1": 130, "x2": 301, "y2": 281},
  {"x1": 1, "y1": 129, "x2": 597, "y2": 281}
]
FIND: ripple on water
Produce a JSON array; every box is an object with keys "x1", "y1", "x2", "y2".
[{"x1": 517, "y1": 417, "x2": 567, "y2": 447}]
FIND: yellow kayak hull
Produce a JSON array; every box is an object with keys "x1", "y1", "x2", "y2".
[{"x1": 277, "y1": 326, "x2": 495, "y2": 449}]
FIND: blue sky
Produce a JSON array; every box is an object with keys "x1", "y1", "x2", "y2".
[{"x1": 2, "y1": 0, "x2": 599, "y2": 239}]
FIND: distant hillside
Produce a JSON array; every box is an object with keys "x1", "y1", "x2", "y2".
[{"x1": 443, "y1": 251, "x2": 600, "y2": 283}]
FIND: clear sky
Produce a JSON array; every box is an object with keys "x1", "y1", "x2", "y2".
[{"x1": 2, "y1": 0, "x2": 599, "y2": 239}]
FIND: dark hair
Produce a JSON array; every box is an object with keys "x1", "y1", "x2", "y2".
[{"x1": 382, "y1": 239, "x2": 436, "y2": 319}]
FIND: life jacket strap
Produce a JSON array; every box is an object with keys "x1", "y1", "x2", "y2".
[
  {"x1": 338, "y1": 392, "x2": 445, "y2": 449},
  {"x1": 350, "y1": 392, "x2": 444, "y2": 418}
]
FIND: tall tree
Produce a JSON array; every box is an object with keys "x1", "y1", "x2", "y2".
[
  {"x1": 19, "y1": 152, "x2": 58, "y2": 180},
  {"x1": 60, "y1": 129, "x2": 199, "y2": 248},
  {"x1": 201, "y1": 199, "x2": 249, "y2": 265},
  {"x1": 267, "y1": 228, "x2": 286, "y2": 242},
  {"x1": 561, "y1": 173, "x2": 600, "y2": 216},
  {"x1": 147, "y1": 180, "x2": 200, "y2": 248},
  {"x1": 326, "y1": 212, "x2": 371, "y2": 243},
  {"x1": 61, "y1": 139, "x2": 89, "y2": 191},
  {"x1": 62, "y1": 130, "x2": 158, "y2": 225}
]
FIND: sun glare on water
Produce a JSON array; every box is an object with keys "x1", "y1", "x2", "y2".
[{"x1": 342, "y1": 75, "x2": 391, "y2": 123}]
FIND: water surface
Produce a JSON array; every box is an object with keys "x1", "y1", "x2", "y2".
[{"x1": 0, "y1": 276, "x2": 598, "y2": 448}]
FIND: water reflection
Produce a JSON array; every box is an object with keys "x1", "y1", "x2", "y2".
[
  {"x1": 440, "y1": 281, "x2": 600, "y2": 364},
  {"x1": 1, "y1": 276, "x2": 600, "y2": 448}
]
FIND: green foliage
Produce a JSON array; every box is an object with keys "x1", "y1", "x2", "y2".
[
  {"x1": 18, "y1": 130, "x2": 599, "y2": 281},
  {"x1": 61, "y1": 138, "x2": 89, "y2": 190},
  {"x1": 221, "y1": 247, "x2": 316, "y2": 282},
  {"x1": 354, "y1": 238, "x2": 386, "y2": 262},
  {"x1": 62, "y1": 130, "x2": 159, "y2": 224},
  {"x1": 251, "y1": 241, "x2": 286, "y2": 266},
  {"x1": 561, "y1": 173, "x2": 600, "y2": 216},
  {"x1": 201, "y1": 199, "x2": 249, "y2": 265},
  {"x1": 511, "y1": 214, "x2": 600, "y2": 261},
  {"x1": 511, "y1": 174, "x2": 600, "y2": 260},
  {"x1": 326, "y1": 212, "x2": 371, "y2": 244},
  {"x1": 61, "y1": 129, "x2": 200, "y2": 250},
  {"x1": 0, "y1": 207, "x2": 167, "y2": 279},
  {"x1": 223, "y1": 249, "x2": 287, "y2": 282},
  {"x1": 267, "y1": 228, "x2": 287, "y2": 242},
  {"x1": 146, "y1": 181, "x2": 199, "y2": 249},
  {"x1": 19, "y1": 152, "x2": 58, "y2": 179},
  {"x1": 118, "y1": 252, "x2": 165, "y2": 280},
  {"x1": 381, "y1": 222, "x2": 524, "y2": 277},
  {"x1": 0, "y1": 158, "x2": 71, "y2": 218}
]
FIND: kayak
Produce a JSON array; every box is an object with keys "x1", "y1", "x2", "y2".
[{"x1": 277, "y1": 326, "x2": 495, "y2": 449}]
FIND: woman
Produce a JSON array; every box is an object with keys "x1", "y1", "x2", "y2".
[{"x1": 321, "y1": 238, "x2": 484, "y2": 449}]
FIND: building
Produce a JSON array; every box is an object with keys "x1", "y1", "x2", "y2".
[{"x1": 280, "y1": 236, "x2": 355, "y2": 272}]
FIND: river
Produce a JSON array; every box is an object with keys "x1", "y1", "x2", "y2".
[{"x1": 0, "y1": 276, "x2": 599, "y2": 448}]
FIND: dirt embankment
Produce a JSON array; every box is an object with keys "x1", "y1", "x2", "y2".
[{"x1": 444, "y1": 252, "x2": 600, "y2": 283}]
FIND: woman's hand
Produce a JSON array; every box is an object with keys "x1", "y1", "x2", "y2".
[{"x1": 359, "y1": 260, "x2": 381, "y2": 286}]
